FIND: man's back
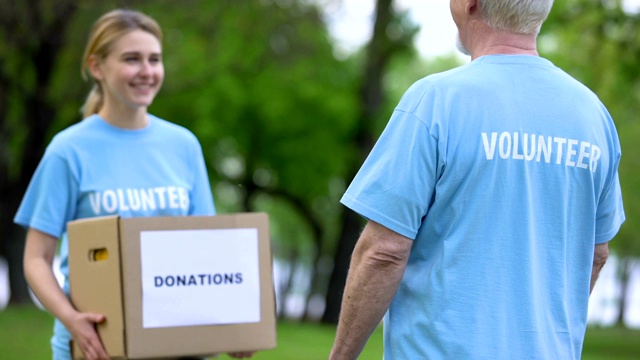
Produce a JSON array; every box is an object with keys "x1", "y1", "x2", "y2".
[{"x1": 341, "y1": 55, "x2": 624, "y2": 359}]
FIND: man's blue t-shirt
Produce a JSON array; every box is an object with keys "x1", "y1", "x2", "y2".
[
  {"x1": 341, "y1": 55, "x2": 625, "y2": 359},
  {"x1": 14, "y1": 114, "x2": 216, "y2": 357}
]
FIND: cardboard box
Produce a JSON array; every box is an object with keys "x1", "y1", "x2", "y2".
[{"x1": 67, "y1": 213, "x2": 276, "y2": 359}]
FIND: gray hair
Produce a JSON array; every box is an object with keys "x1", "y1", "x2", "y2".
[{"x1": 478, "y1": 0, "x2": 554, "y2": 35}]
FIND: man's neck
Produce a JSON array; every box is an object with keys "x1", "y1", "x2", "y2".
[{"x1": 466, "y1": 21, "x2": 539, "y2": 60}]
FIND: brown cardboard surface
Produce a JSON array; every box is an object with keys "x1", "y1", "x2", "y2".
[
  {"x1": 67, "y1": 215, "x2": 126, "y2": 359},
  {"x1": 68, "y1": 213, "x2": 276, "y2": 360}
]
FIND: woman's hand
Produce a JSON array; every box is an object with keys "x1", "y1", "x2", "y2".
[{"x1": 66, "y1": 311, "x2": 109, "y2": 360}]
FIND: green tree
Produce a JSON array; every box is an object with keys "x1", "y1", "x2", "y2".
[
  {"x1": 0, "y1": 0, "x2": 79, "y2": 303},
  {"x1": 322, "y1": 0, "x2": 419, "y2": 323},
  {"x1": 542, "y1": 0, "x2": 640, "y2": 326},
  {"x1": 0, "y1": 0, "x2": 361, "y2": 315},
  {"x1": 146, "y1": 0, "x2": 361, "y2": 319}
]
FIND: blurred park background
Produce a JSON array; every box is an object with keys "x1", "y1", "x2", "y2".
[{"x1": 1, "y1": 0, "x2": 640, "y2": 358}]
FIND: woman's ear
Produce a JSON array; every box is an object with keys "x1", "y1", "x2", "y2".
[{"x1": 88, "y1": 54, "x2": 104, "y2": 81}]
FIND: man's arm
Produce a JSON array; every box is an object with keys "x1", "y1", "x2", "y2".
[
  {"x1": 329, "y1": 220, "x2": 413, "y2": 360},
  {"x1": 590, "y1": 242, "x2": 609, "y2": 295}
]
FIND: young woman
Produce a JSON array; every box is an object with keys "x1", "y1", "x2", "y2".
[{"x1": 12, "y1": 9, "x2": 249, "y2": 360}]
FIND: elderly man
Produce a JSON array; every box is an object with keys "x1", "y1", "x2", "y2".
[{"x1": 329, "y1": 0, "x2": 625, "y2": 359}]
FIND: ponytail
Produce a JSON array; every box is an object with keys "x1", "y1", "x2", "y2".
[{"x1": 81, "y1": 84, "x2": 104, "y2": 119}]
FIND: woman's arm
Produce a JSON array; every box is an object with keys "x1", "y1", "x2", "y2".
[{"x1": 24, "y1": 228, "x2": 110, "y2": 360}]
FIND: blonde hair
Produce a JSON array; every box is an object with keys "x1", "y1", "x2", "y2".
[{"x1": 80, "y1": 9, "x2": 163, "y2": 118}]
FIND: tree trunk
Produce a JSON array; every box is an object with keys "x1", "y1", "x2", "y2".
[
  {"x1": 616, "y1": 256, "x2": 631, "y2": 327},
  {"x1": 321, "y1": 208, "x2": 364, "y2": 323},
  {"x1": 276, "y1": 248, "x2": 298, "y2": 319},
  {"x1": 0, "y1": 0, "x2": 77, "y2": 304},
  {"x1": 321, "y1": 0, "x2": 405, "y2": 324}
]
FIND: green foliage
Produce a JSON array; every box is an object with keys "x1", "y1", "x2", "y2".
[
  {"x1": 148, "y1": 1, "x2": 359, "y2": 194},
  {"x1": 4, "y1": 0, "x2": 636, "y2": 321},
  {"x1": 2, "y1": 0, "x2": 363, "y2": 265},
  {"x1": 542, "y1": 1, "x2": 640, "y2": 258},
  {"x1": 138, "y1": 1, "x2": 361, "y2": 262}
]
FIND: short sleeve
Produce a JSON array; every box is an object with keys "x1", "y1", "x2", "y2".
[
  {"x1": 595, "y1": 169, "x2": 625, "y2": 244},
  {"x1": 13, "y1": 150, "x2": 79, "y2": 238},
  {"x1": 340, "y1": 110, "x2": 440, "y2": 239}
]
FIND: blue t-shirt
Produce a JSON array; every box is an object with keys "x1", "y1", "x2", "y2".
[
  {"x1": 14, "y1": 114, "x2": 216, "y2": 356},
  {"x1": 341, "y1": 55, "x2": 625, "y2": 359}
]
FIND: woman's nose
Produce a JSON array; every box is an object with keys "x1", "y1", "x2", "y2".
[{"x1": 139, "y1": 60, "x2": 153, "y2": 76}]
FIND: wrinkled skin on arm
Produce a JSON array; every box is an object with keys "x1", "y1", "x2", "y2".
[{"x1": 329, "y1": 221, "x2": 413, "y2": 360}]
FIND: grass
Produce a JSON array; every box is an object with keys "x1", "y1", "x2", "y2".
[
  {"x1": 0, "y1": 304, "x2": 54, "y2": 359},
  {"x1": 1, "y1": 304, "x2": 638, "y2": 359},
  {"x1": 581, "y1": 325, "x2": 640, "y2": 360}
]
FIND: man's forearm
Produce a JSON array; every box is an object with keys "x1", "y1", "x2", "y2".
[
  {"x1": 590, "y1": 242, "x2": 609, "y2": 294},
  {"x1": 329, "y1": 222, "x2": 411, "y2": 360}
]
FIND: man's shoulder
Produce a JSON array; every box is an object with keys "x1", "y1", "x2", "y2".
[
  {"x1": 396, "y1": 65, "x2": 472, "y2": 112},
  {"x1": 409, "y1": 64, "x2": 471, "y2": 89},
  {"x1": 403, "y1": 56, "x2": 599, "y2": 102}
]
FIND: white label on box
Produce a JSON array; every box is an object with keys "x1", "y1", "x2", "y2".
[{"x1": 140, "y1": 228, "x2": 261, "y2": 328}]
